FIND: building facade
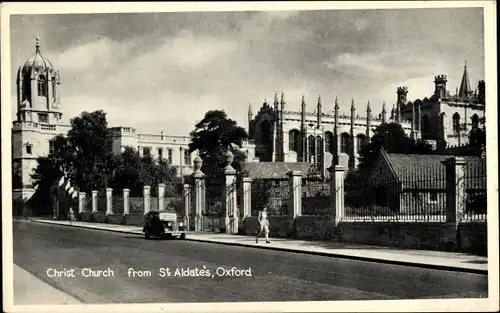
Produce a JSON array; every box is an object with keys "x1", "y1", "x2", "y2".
[
  {"x1": 12, "y1": 41, "x2": 204, "y2": 192},
  {"x1": 248, "y1": 63, "x2": 485, "y2": 175}
]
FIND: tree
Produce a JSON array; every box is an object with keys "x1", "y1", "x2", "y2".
[
  {"x1": 188, "y1": 110, "x2": 248, "y2": 214},
  {"x1": 67, "y1": 110, "x2": 116, "y2": 193},
  {"x1": 469, "y1": 117, "x2": 486, "y2": 157},
  {"x1": 188, "y1": 110, "x2": 248, "y2": 183},
  {"x1": 358, "y1": 123, "x2": 433, "y2": 171},
  {"x1": 111, "y1": 147, "x2": 180, "y2": 197},
  {"x1": 12, "y1": 160, "x2": 23, "y2": 189}
]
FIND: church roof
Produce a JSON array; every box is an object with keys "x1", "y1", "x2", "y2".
[
  {"x1": 458, "y1": 61, "x2": 472, "y2": 99},
  {"x1": 383, "y1": 152, "x2": 485, "y2": 190}
]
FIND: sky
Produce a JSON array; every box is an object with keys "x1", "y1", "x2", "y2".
[{"x1": 9, "y1": 6, "x2": 485, "y2": 136}]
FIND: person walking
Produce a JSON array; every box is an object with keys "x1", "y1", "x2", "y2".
[{"x1": 256, "y1": 206, "x2": 270, "y2": 243}]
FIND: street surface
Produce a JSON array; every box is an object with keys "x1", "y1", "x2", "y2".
[{"x1": 13, "y1": 220, "x2": 488, "y2": 303}]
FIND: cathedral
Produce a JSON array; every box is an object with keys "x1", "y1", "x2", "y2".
[
  {"x1": 247, "y1": 62, "x2": 485, "y2": 174},
  {"x1": 12, "y1": 39, "x2": 485, "y2": 198}
]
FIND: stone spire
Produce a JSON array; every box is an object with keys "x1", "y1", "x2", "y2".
[
  {"x1": 316, "y1": 95, "x2": 322, "y2": 128},
  {"x1": 366, "y1": 101, "x2": 372, "y2": 139},
  {"x1": 300, "y1": 94, "x2": 306, "y2": 162},
  {"x1": 280, "y1": 91, "x2": 285, "y2": 111},
  {"x1": 381, "y1": 101, "x2": 387, "y2": 123},
  {"x1": 458, "y1": 60, "x2": 472, "y2": 99},
  {"x1": 273, "y1": 92, "x2": 279, "y2": 111}
]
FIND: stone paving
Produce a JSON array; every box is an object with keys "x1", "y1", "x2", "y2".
[{"x1": 29, "y1": 218, "x2": 488, "y2": 274}]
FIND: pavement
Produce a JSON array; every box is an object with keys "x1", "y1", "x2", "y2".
[
  {"x1": 13, "y1": 264, "x2": 82, "y2": 305},
  {"x1": 28, "y1": 218, "x2": 488, "y2": 274},
  {"x1": 12, "y1": 219, "x2": 488, "y2": 303}
]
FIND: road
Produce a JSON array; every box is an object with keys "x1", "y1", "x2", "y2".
[{"x1": 12, "y1": 220, "x2": 488, "y2": 304}]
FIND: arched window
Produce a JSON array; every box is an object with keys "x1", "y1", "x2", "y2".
[
  {"x1": 471, "y1": 114, "x2": 479, "y2": 129},
  {"x1": 52, "y1": 77, "x2": 57, "y2": 99},
  {"x1": 324, "y1": 131, "x2": 334, "y2": 153},
  {"x1": 421, "y1": 114, "x2": 430, "y2": 136},
  {"x1": 288, "y1": 129, "x2": 300, "y2": 152},
  {"x1": 308, "y1": 136, "x2": 315, "y2": 162},
  {"x1": 37, "y1": 75, "x2": 47, "y2": 97},
  {"x1": 340, "y1": 133, "x2": 350, "y2": 153},
  {"x1": 356, "y1": 134, "x2": 366, "y2": 153},
  {"x1": 260, "y1": 120, "x2": 272, "y2": 144},
  {"x1": 316, "y1": 136, "x2": 322, "y2": 163},
  {"x1": 452, "y1": 113, "x2": 460, "y2": 134}
]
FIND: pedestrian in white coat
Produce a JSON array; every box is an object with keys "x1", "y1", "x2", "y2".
[{"x1": 256, "y1": 207, "x2": 270, "y2": 243}]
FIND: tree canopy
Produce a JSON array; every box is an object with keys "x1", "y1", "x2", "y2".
[
  {"x1": 468, "y1": 116, "x2": 486, "y2": 157},
  {"x1": 188, "y1": 110, "x2": 248, "y2": 184},
  {"x1": 358, "y1": 122, "x2": 433, "y2": 171}
]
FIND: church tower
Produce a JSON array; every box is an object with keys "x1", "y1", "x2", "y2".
[{"x1": 12, "y1": 39, "x2": 65, "y2": 192}]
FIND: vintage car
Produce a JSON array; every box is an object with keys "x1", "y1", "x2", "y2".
[{"x1": 142, "y1": 210, "x2": 187, "y2": 240}]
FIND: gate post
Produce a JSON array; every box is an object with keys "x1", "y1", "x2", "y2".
[
  {"x1": 224, "y1": 151, "x2": 238, "y2": 234},
  {"x1": 241, "y1": 178, "x2": 252, "y2": 218},
  {"x1": 123, "y1": 188, "x2": 130, "y2": 215},
  {"x1": 78, "y1": 192, "x2": 86, "y2": 214},
  {"x1": 183, "y1": 183, "x2": 192, "y2": 230},
  {"x1": 329, "y1": 165, "x2": 346, "y2": 226},
  {"x1": 92, "y1": 190, "x2": 98, "y2": 213},
  {"x1": 143, "y1": 185, "x2": 151, "y2": 215},
  {"x1": 192, "y1": 156, "x2": 206, "y2": 231},
  {"x1": 287, "y1": 171, "x2": 303, "y2": 217},
  {"x1": 106, "y1": 188, "x2": 113, "y2": 215},
  {"x1": 442, "y1": 157, "x2": 467, "y2": 249},
  {"x1": 158, "y1": 183, "x2": 165, "y2": 211}
]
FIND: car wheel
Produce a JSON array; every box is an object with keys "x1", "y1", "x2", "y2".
[
  {"x1": 165, "y1": 233, "x2": 173, "y2": 240},
  {"x1": 145, "y1": 232, "x2": 150, "y2": 240},
  {"x1": 180, "y1": 233, "x2": 186, "y2": 240}
]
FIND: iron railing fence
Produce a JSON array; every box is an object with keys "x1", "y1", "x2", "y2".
[
  {"x1": 301, "y1": 179, "x2": 330, "y2": 215},
  {"x1": 344, "y1": 164, "x2": 447, "y2": 222},
  {"x1": 463, "y1": 157, "x2": 487, "y2": 221},
  {"x1": 251, "y1": 179, "x2": 290, "y2": 216}
]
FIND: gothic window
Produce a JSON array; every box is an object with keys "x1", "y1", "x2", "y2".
[
  {"x1": 288, "y1": 129, "x2": 300, "y2": 152},
  {"x1": 471, "y1": 114, "x2": 479, "y2": 129},
  {"x1": 324, "y1": 131, "x2": 334, "y2": 154},
  {"x1": 52, "y1": 77, "x2": 57, "y2": 99},
  {"x1": 421, "y1": 114, "x2": 431, "y2": 137},
  {"x1": 26, "y1": 144, "x2": 32, "y2": 155},
  {"x1": 37, "y1": 75, "x2": 47, "y2": 97},
  {"x1": 260, "y1": 120, "x2": 272, "y2": 145},
  {"x1": 308, "y1": 135, "x2": 315, "y2": 159},
  {"x1": 452, "y1": 113, "x2": 460, "y2": 134},
  {"x1": 340, "y1": 133, "x2": 350, "y2": 153},
  {"x1": 356, "y1": 134, "x2": 366, "y2": 152},
  {"x1": 316, "y1": 136, "x2": 322, "y2": 163},
  {"x1": 158, "y1": 148, "x2": 163, "y2": 160},
  {"x1": 143, "y1": 147, "x2": 151, "y2": 157}
]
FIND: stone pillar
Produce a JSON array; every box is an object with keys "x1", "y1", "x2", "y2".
[
  {"x1": 78, "y1": 192, "x2": 86, "y2": 214},
  {"x1": 158, "y1": 183, "x2": 165, "y2": 211},
  {"x1": 329, "y1": 165, "x2": 346, "y2": 225},
  {"x1": 92, "y1": 190, "x2": 98, "y2": 213},
  {"x1": 225, "y1": 164, "x2": 238, "y2": 234},
  {"x1": 123, "y1": 188, "x2": 130, "y2": 215},
  {"x1": 143, "y1": 185, "x2": 151, "y2": 215},
  {"x1": 192, "y1": 156, "x2": 205, "y2": 231},
  {"x1": 106, "y1": 188, "x2": 113, "y2": 215},
  {"x1": 183, "y1": 183, "x2": 192, "y2": 230},
  {"x1": 443, "y1": 157, "x2": 467, "y2": 224},
  {"x1": 241, "y1": 178, "x2": 252, "y2": 218},
  {"x1": 287, "y1": 171, "x2": 303, "y2": 217}
]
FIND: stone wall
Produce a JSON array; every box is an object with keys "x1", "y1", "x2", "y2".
[
  {"x1": 123, "y1": 213, "x2": 144, "y2": 226},
  {"x1": 106, "y1": 213, "x2": 123, "y2": 224}
]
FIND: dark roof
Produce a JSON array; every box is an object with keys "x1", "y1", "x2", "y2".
[
  {"x1": 383, "y1": 153, "x2": 485, "y2": 190},
  {"x1": 242, "y1": 162, "x2": 313, "y2": 180}
]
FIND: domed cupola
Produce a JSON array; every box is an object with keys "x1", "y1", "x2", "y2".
[
  {"x1": 16, "y1": 38, "x2": 61, "y2": 123},
  {"x1": 21, "y1": 38, "x2": 54, "y2": 79}
]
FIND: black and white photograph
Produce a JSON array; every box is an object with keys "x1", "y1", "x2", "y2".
[{"x1": 2, "y1": 1, "x2": 498, "y2": 312}]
